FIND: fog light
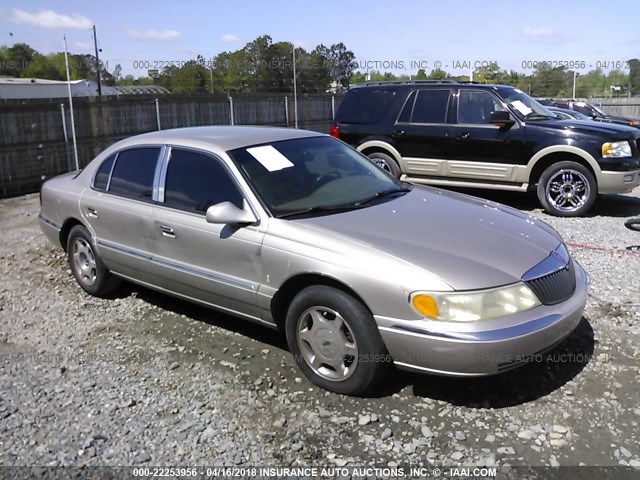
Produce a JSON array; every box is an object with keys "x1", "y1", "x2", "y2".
[{"x1": 624, "y1": 174, "x2": 634, "y2": 182}]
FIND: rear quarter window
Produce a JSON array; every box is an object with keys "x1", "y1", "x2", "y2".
[
  {"x1": 93, "y1": 154, "x2": 116, "y2": 191},
  {"x1": 336, "y1": 88, "x2": 397, "y2": 124}
]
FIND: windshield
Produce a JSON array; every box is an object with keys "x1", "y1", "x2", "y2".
[
  {"x1": 497, "y1": 87, "x2": 556, "y2": 120},
  {"x1": 229, "y1": 136, "x2": 408, "y2": 218},
  {"x1": 576, "y1": 102, "x2": 607, "y2": 117}
]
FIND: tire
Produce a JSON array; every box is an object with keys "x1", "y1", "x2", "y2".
[
  {"x1": 536, "y1": 161, "x2": 597, "y2": 217},
  {"x1": 285, "y1": 285, "x2": 391, "y2": 396},
  {"x1": 67, "y1": 225, "x2": 120, "y2": 297},
  {"x1": 367, "y1": 152, "x2": 401, "y2": 178}
]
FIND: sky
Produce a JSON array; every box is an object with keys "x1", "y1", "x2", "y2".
[{"x1": 0, "y1": 0, "x2": 638, "y2": 78}]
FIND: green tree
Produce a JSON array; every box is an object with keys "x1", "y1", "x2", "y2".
[
  {"x1": 415, "y1": 69, "x2": 427, "y2": 80},
  {"x1": 627, "y1": 59, "x2": 640, "y2": 95},
  {"x1": 530, "y1": 64, "x2": 568, "y2": 97},
  {"x1": 428, "y1": 68, "x2": 448, "y2": 80},
  {"x1": 328, "y1": 43, "x2": 355, "y2": 91}
]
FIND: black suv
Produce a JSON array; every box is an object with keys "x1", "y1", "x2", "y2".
[
  {"x1": 539, "y1": 99, "x2": 640, "y2": 129},
  {"x1": 331, "y1": 80, "x2": 640, "y2": 216}
]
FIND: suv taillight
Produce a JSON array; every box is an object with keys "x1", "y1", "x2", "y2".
[{"x1": 329, "y1": 125, "x2": 340, "y2": 139}]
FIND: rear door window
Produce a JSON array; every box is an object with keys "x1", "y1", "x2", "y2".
[
  {"x1": 336, "y1": 88, "x2": 397, "y2": 123},
  {"x1": 411, "y1": 89, "x2": 451, "y2": 124},
  {"x1": 108, "y1": 147, "x2": 161, "y2": 200}
]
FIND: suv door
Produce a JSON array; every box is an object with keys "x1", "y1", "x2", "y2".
[
  {"x1": 79, "y1": 146, "x2": 162, "y2": 283},
  {"x1": 151, "y1": 147, "x2": 265, "y2": 320},
  {"x1": 448, "y1": 89, "x2": 526, "y2": 182},
  {"x1": 392, "y1": 88, "x2": 453, "y2": 176}
]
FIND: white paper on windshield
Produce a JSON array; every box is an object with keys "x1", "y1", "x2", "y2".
[
  {"x1": 247, "y1": 145, "x2": 294, "y2": 172},
  {"x1": 510, "y1": 100, "x2": 533, "y2": 116}
]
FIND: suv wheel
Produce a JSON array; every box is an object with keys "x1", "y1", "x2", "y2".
[
  {"x1": 285, "y1": 286, "x2": 391, "y2": 396},
  {"x1": 367, "y1": 152, "x2": 401, "y2": 178},
  {"x1": 536, "y1": 161, "x2": 597, "y2": 217}
]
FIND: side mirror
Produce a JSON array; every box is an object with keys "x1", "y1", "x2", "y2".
[
  {"x1": 205, "y1": 202, "x2": 257, "y2": 225},
  {"x1": 490, "y1": 111, "x2": 515, "y2": 130}
]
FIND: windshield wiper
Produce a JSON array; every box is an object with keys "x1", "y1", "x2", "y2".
[
  {"x1": 277, "y1": 204, "x2": 360, "y2": 219},
  {"x1": 277, "y1": 186, "x2": 412, "y2": 219},
  {"x1": 354, "y1": 186, "x2": 413, "y2": 206},
  {"x1": 524, "y1": 112, "x2": 554, "y2": 120}
]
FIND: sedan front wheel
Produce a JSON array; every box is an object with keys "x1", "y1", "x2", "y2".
[{"x1": 285, "y1": 285, "x2": 391, "y2": 396}]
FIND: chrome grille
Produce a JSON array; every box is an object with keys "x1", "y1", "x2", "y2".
[{"x1": 525, "y1": 260, "x2": 576, "y2": 305}]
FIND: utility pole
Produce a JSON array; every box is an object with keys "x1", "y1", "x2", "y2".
[
  {"x1": 93, "y1": 25, "x2": 102, "y2": 97},
  {"x1": 293, "y1": 46, "x2": 298, "y2": 129},
  {"x1": 63, "y1": 35, "x2": 79, "y2": 170}
]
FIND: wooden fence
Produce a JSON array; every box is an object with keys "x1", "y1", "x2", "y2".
[{"x1": 0, "y1": 93, "x2": 340, "y2": 197}]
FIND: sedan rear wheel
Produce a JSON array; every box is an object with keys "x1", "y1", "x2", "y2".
[
  {"x1": 537, "y1": 161, "x2": 597, "y2": 217},
  {"x1": 285, "y1": 285, "x2": 391, "y2": 396},
  {"x1": 67, "y1": 225, "x2": 120, "y2": 297}
]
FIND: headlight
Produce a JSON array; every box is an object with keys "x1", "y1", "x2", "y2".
[
  {"x1": 602, "y1": 141, "x2": 632, "y2": 158},
  {"x1": 411, "y1": 283, "x2": 541, "y2": 322}
]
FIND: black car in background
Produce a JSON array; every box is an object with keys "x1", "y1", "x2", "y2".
[
  {"x1": 539, "y1": 99, "x2": 640, "y2": 129},
  {"x1": 547, "y1": 106, "x2": 591, "y2": 121},
  {"x1": 331, "y1": 80, "x2": 640, "y2": 216}
]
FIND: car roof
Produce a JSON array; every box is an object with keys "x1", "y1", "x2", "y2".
[{"x1": 110, "y1": 126, "x2": 325, "y2": 152}]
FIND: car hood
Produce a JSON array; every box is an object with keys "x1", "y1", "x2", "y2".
[
  {"x1": 292, "y1": 187, "x2": 562, "y2": 290},
  {"x1": 531, "y1": 118, "x2": 639, "y2": 138},
  {"x1": 597, "y1": 115, "x2": 640, "y2": 127}
]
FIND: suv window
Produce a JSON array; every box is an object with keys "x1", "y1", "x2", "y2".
[
  {"x1": 108, "y1": 148, "x2": 161, "y2": 200},
  {"x1": 458, "y1": 90, "x2": 506, "y2": 124},
  {"x1": 336, "y1": 88, "x2": 397, "y2": 124},
  {"x1": 93, "y1": 154, "x2": 116, "y2": 191},
  {"x1": 163, "y1": 149, "x2": 243, "y2": 213},
  {"x1": 411, "y1": 89, "x2": 450, "y2": 124}
]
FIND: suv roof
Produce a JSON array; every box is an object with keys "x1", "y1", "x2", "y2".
[{"x1": 352, "y1": 80, "x2": 512, "y2": 89}]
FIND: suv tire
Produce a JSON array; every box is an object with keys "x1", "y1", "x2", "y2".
[
  {"x1": 537, "y1": 161, "x2": 597, "y2": 217},
  {"x1": 367, "y1": 152, "x2": 401, "y2": 178}
]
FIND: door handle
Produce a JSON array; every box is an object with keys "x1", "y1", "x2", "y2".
[
  {"x1": 87, "y1": 208, "x2": 99, "y2": 219},
  {"x1": 457, "y1": 133, "x2": 471, "y2": 140},
  {"x1": 392, "y1": 129, "x2": 405, "y2": 138},
  {"x1": 160, "y1": 225, "x2": 176, "y2": 238}
]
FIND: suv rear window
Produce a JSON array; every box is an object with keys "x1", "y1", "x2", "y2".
[
  {"x1": 411, "y1": 89, "x2": 450, "y2": 124},
  {"x1": 336, "y1": 88, "x2": 397, "y2": 124}
]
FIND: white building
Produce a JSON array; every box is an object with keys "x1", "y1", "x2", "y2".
[{"x1": 0, "y1": 77, "x2": 119, "y2": 99}]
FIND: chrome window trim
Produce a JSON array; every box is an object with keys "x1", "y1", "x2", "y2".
[
  {"x1": 106, "y1": 152, "x2": 118, "y2": 191},
  {"x1": 153, "y1": 146, "x2": 169, "y2": 202}
]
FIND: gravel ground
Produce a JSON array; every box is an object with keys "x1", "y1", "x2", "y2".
[{"x1": 0, "y1": 190, "x2": 639, "y2": 475}]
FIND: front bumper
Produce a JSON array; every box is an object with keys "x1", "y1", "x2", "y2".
[
  {"x1": 598, "y1": 169, "x2": 640, "y2": 194},
  {"x1": 376, "y1": 262, "x2": 588, "y2": 376}
]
